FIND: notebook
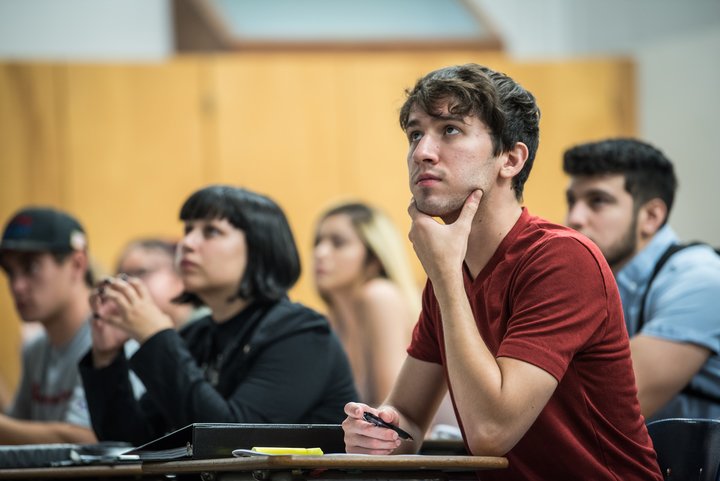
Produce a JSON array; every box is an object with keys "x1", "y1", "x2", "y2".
[{"x1": 123, "y1": 423, "x2": 345, "y2": 461}]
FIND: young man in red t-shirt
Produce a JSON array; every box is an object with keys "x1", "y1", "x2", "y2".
[{"x1": 341, "y1": 64, "x2": 662, "y2": 481}]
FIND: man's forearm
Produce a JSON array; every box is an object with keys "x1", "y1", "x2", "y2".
[
  {"x1": 381, "y1": 357, "x2": 449, "y2": 453},
  {"x1": 0, "y1": 413, "x2": 97, "y2": 444},
  {"x1": 433, "y1": 277, "x2": 504, "y2": 419},
  {"x1": 432, "y1": 276, "x2": 556, "y2": 455}
]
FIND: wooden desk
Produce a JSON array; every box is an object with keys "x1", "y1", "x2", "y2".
[
  {"x1": 145, "y1": 454, "x2": 507, "y2": 480},
  {"x1": 0, "y1": 463, "x2": 142, "y2": 479},
  {"x1": 0, "y1": 454, "x2": 508, "y2": 480}
]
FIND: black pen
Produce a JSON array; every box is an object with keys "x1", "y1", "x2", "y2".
[{"x1": 363, "y1": 411, "x2": 413, "y2": 440}]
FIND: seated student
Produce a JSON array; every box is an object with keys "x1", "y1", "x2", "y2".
[
  {"x1": 0, "y1": 207, "x2": 96, "y2": 444},
  {"x1": 341, "y1": 64, "x2": 661, "y2": 480},
  {"x1": 104, "y1": 238, "x2": 211, "y2": 400},
  {"x1": 313, "y1": 202, "x2": 421, "y2": 407},
  {"x1": 563, "y1": 138, "x2": 720, "y2": 421},
  {"x1": 80, "y1": 185, "x2": 358, "y2": 446},
  {"x1": 115, "y1": 238, "x2": 207, "y2": 328}
]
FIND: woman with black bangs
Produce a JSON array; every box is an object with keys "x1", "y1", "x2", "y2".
[{"x1": 79, "y1": 185, "x2": 357, "y2": 446}]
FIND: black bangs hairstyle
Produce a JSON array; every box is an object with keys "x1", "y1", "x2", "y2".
[{"x1": 173, "y1": 185, "x2": 301, "y2": 306}]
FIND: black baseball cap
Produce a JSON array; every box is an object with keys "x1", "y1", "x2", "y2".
[{"x1": 0, "y1": 207, "x2": 87, "y2": 253}]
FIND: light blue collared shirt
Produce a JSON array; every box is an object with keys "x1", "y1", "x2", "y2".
[{"x1": 616, "y1": 225, "x2": 720, "y2": 421}]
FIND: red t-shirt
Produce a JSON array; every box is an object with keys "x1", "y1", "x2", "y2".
[{"x1": 408, "y1": 209, "x2": 662, "y2": 481}]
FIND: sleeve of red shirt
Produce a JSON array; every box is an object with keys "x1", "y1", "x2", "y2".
[
  {"x1": 407, "y1": 235, "x2": 615, "y2": 382},
  {"x1": 497, "y1": 235, "x2": 613, "y2": 382}
]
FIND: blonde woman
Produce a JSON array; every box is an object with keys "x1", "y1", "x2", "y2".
[{"x1": 313, "y1": 202, "x2": 420, "y2": 407}]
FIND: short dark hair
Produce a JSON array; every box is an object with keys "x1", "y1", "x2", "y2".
[
  {"x1": 563, "y1": 138, "x2": 677, "y2": 220},
  {"x1": 174, "y1": 185, "x2": 301, "y2": 306},
  {"x1": 399, "y1": 63, "x2": 541, "y2": 200}
]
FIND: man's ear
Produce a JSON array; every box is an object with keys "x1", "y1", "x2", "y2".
[
  {"x1": 637, "y1": 198, "x2": 668, "y2": 239},
  {"x1": 499, "y1": 142, "x2": 529, "y2": 180},
  {"x1": 68, "y1": 250, "x2": 89, "y2": 283}
]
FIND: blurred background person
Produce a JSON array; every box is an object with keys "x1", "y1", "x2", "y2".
[
  {"x1": 80, "y1": 185, "x2": 357, "y2": 446},
  {"x1": 313, "y1": 202, "x2": 420, "y2": 407},
  {"x1": 115, "y1": 238, "x2": 207, "y2": 328},
  {"x1": 0, "y1": 207, "x2": 96, "y2": 444},
  {"x1": 564, "y1": 138, "x2": 720, "y2": 421},
  {"x1": 104, "y1": 238, "x2": 211, "y2": 400}
]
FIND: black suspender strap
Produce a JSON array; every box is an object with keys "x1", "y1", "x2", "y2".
[
  {"x1": 636, "y1": 242, "x2": 703, "y2": 332},
  {"x1": 635, "y1": 241, "x2": 720, "y2": 406}
]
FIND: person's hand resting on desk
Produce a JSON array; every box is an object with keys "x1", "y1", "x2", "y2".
[{"x1": 343, "y1": 402, "x2": 422, "y2": 454}]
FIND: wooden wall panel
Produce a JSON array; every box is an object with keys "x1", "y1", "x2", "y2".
[
  {"x1": 0, "y1": 52, "x2": 635, "y2": 397},
  {"x1": 0, "y1": 64, "x2": 65, "y2": 395},
  {"x1": 207, "y1": 54, "x2": 346, "y2": 304},
  {"x1": 59, "y1": 59, "x2": 212, "y2": 271}
]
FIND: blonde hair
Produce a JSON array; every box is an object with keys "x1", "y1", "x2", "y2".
[{"x1": 318, "y1": 202, "x2": 421, "y2": 317}]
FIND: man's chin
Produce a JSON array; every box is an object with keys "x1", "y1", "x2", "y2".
[
  {"x1": 415, "y1": 205, "x2": 443, "y2": 217},
  {"x1": 415, "y1": 199, "x2": 460, "y2": 218}
]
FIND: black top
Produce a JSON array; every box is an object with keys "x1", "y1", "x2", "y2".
[{"x1": 79, "y1": 298, "x2": 358, "y2": 446}]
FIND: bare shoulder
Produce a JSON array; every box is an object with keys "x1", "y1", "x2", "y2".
[
  {"x1": 358, "y1": 278, "x2": 405, "y2": 307},
  {"x1": 356, "y1": 278, "x2": 413, "y2": 332}
]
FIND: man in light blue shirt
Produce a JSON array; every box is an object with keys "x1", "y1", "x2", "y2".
[{"x1": 563, "y1": 138, "x2": 720, "y2": 421}]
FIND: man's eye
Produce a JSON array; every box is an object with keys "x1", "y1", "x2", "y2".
[
  {"x1": 589, "y1": 197, "x2": 610, "y2": 208},
  {"x1": 445, "y1": 126, "x2": 460, "y2": 135},
  {"x1": 408, "y1": 131, "x2": 422, "y2": 142},
  {"x1": 26, "y1": 259, "x2": 42, "y2": 276}
]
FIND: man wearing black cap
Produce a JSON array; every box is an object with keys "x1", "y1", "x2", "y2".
[{"x1": 0, "y1": 207, "x2": 97, "y2": 444}]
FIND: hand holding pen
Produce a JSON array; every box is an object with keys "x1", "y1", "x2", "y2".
[
  {"x1": 362, "y1": 411, "x2": 413, "y2": 440},
  {"x1": 342, "y1": 402, "x2": 414, "y2": 455}
]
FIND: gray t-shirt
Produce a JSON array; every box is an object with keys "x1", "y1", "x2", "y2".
[{"x1": 8, "y1": 320, "x2": 92, "y2": 427}]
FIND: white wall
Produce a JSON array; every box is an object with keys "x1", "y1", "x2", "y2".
[
  {"x1": 0, "y1": 0, "x2": 172, "y2": 61},
  {"x1": 638, "y1": 28, "x2": 720, "y2": 244}
]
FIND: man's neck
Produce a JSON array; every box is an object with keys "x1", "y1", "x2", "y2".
[
  {"x1": 464, "y1": 198, "x2": 523, "y2": 279},
  {"x1": 43, "y1": 287, "x2": 91, "y2": 347}
]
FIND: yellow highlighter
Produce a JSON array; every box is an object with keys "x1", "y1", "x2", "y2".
[{"x1": 252, "y1": 447, "x2": 324, "y2": 456}]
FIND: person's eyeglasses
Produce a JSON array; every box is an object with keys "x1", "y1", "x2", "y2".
[{"x1": 117, "y1": 267, "x2": 162, "y2": 279}]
